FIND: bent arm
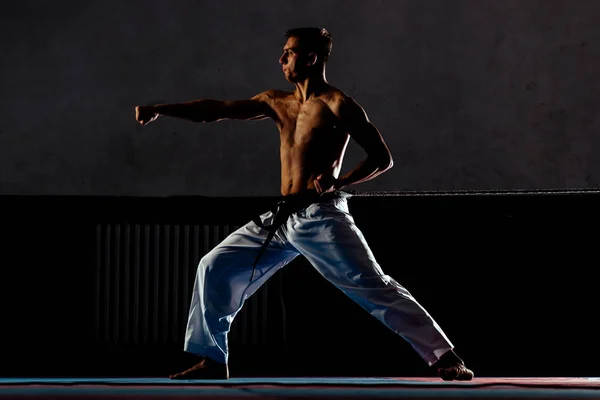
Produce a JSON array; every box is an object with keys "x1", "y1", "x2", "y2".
[
  {"x1": 336, "y1": 99, "x2": 394, "y2": 189},
  {"x1": 145, "y1": 91, "x2": 276, "y2": 123}
]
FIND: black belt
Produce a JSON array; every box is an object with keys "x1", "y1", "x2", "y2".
[{"x1": 250, "y1": 190, "x2": 344, "y2": 282}]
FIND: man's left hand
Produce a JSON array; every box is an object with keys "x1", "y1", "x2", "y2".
[{"x1": 314, "y1": 174, "x2": 343, "y2": 194}]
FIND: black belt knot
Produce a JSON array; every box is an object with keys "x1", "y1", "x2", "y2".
[{"x1": 249, "y1": 190, "x2": 341, "y2": 282}]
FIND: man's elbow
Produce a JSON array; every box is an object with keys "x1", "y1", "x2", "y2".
[
  {"x1": 378, "y1": 152, "x2": 394, "y2": 171},
  {"x1": 367, "y1": 149, "x2": 393, "y2": 171}
]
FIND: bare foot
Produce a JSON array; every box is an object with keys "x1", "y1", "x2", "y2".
[
  {"x1": 169, "y1": 357, "x2": 229, "y2": 380},
  {"x1": 433, "y1": 349, "x2": 474, "y2": 381}
]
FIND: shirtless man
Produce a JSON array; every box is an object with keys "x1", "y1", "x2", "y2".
[{"x1": 135, "y1": 27, "x2": 473, "y2": 381}]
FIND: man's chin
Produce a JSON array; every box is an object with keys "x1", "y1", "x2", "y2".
[{"x1": 283, "y1": 71, "x2": 298, "y2": 82}]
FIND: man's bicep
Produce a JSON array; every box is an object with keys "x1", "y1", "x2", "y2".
[
  {"x1": 347, "y1": 121, "x2": 391, "y2": 158},
  {"x1": 222, "y1": 91, "x2": 275, "y2": 121},
  {"x1": 341, "y1": 100, "x2": 391, "y2": 159}
]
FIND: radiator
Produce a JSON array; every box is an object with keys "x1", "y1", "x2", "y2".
[{"x1": 94, "y1": 222, "x2": 280, "y2": 346}]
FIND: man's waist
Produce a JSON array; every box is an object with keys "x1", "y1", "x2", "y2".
[
  {"x1": 278, "y1": 189, "x2": 349, "y2": 209},
  {"x1": 249, "y1": 189, "x2": 351, "y2": 281}
]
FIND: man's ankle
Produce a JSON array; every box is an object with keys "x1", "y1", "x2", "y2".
[{"x1": 433, "y1": 349, "x2": 464, "y2": 369}]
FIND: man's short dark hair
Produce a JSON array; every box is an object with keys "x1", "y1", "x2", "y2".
[{"x1": 285, "y1": 27, "x2": 332, "y2": 63}]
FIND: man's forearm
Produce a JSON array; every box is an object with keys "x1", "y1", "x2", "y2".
[
  {"x1": 152, "y1": 100, "x2": 222, "y2": 123},
  {"x1": 337, "y1": 156, "x2": 393, "y2": 189}
]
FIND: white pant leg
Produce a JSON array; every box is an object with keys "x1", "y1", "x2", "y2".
[
  {"x1": 286, "y1": 197, "x2": 453, "y2": 366},
  {"x1": 184, "y1": 210, "x2": 299, "y2": 364}
]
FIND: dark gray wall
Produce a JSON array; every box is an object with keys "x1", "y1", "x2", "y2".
[{"x1": 2, "y1": 0, "x2": 599, "y2": 196}]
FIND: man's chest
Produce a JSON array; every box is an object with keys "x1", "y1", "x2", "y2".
[{"x1": 276, "y1": 100, "x2": 339, "y2": 145}]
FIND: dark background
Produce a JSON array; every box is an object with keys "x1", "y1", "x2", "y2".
[
  {"x1": 1, "y1": 0, "x2": 599, "y2": 380},
  {"x1": 1, "y1": 0, "x2": 599, "y2": 196}
]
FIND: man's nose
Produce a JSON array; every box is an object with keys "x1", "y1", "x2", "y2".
[{"x1": 279, "y1": 55, "x2": 286, "y2": 65}]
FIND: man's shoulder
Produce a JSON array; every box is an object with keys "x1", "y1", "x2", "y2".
[
  {"x1": 324, "y1": 87, "x2": 363, "y2": 116},
  {"x1": 324, "y1": 86, "x2": 350, "y2": 102},
  {"x1": 255, "y1": 89, "x2": 293, "y2": 101}
]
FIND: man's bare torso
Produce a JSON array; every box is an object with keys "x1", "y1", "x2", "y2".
[{"x1": 267, "y1": 86, "x2": 350, "y2": 196}]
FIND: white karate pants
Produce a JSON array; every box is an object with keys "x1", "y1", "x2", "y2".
[{"x1": 184, "y1": 195, "x2": 454, "y2": 366}]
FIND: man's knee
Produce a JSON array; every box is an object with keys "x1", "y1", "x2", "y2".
[
  {"x1": 198, "y1": 250, "x2": 221, "y2": 274},
  {"x1": 197, "y1": 250, "x2": 238, "y2": 291}
]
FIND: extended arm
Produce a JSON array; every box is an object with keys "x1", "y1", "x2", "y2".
[{"x1": 135, "y1": 91, "x2": 277, "y2": 125}]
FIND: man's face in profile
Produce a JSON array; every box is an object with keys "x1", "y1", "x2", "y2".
[{"x1": 279, "y1": 36, "x2": 308, "y2": 83}]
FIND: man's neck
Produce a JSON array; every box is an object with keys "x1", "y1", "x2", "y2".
[{"x1": 294, "y1": 71, "x2": 328, "y2": 102}]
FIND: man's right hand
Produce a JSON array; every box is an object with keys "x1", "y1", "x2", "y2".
[{"x1": 135, "y1": 105, "x2": 159, "y2": 126}]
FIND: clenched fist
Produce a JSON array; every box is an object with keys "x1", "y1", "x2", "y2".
[{"x1": 135, "y1": 105, "x2": 159, "y2": 126}]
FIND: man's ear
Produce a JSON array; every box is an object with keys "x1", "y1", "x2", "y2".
[{"x1": 307, "y1": 52, "x2": 318, "y2": 66}]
